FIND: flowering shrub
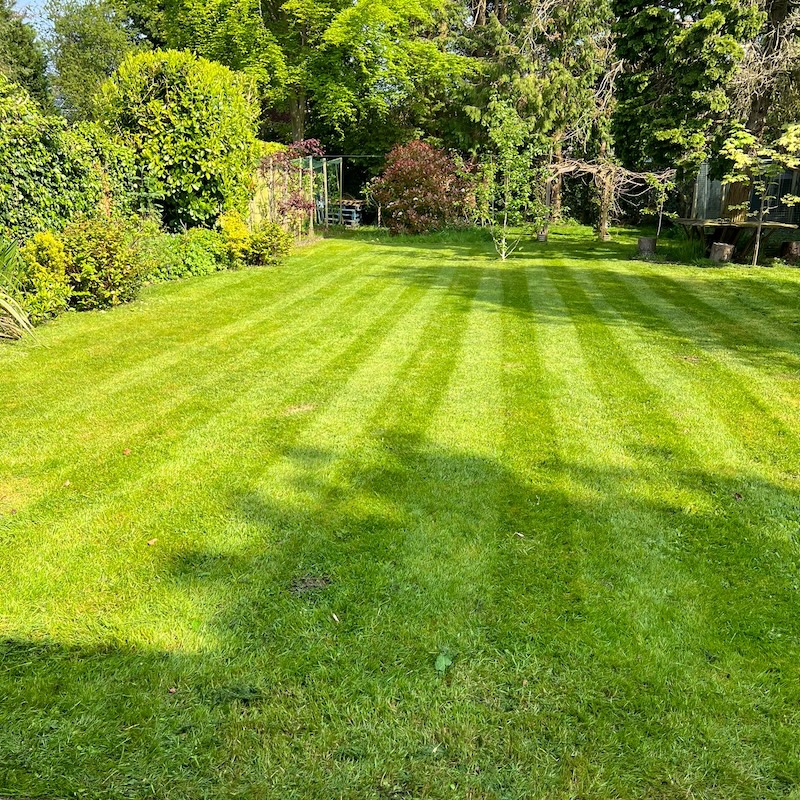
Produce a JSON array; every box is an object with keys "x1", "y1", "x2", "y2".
[
  {"x1": 256, "y1": 139, "x2": 323, "y2": 235},
  {"x1": 370, "y1": 141, "x2": 474, "y2": 234}
]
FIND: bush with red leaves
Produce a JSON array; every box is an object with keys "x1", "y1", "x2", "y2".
[{"x1": 370, "y1": 141, "x2": 473, "y2": 234}]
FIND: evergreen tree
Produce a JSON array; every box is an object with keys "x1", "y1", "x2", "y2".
[
  {"x1": 47, "y1": 0, "x2": 143, "y2": 120},
  {"x1": 612, "y1": 0, "x2": 763, "y2": 172},
  {"x1": 0, "y1": 0, "x2": 50, "y2": 108}
]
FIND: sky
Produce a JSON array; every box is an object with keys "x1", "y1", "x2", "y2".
[
  {"x1": 17, "y1": 0, "x2": 45, "y2": 11},
  {"x1": 16, "y1": 0, "x2": 51, "y2": 35}
]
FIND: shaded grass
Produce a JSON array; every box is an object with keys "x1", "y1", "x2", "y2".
[{"x1": 2, "y1": 226, "x2": 800, "y2": 798}]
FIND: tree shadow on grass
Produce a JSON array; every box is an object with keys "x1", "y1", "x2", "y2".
[
  {"x1": 358, "y1": 231, "x2": 800, "y2": 379},
  {"x1": 3, "y1": 433, "x2": 800, "y2": 798},
  {"x1": 324, "y1": 225, "x2": 640, "y2": 266}
]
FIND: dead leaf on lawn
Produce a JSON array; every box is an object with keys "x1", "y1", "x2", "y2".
[
  {"x1": 123, "y1": 448, "x2": 132, "y2": 456},
  {"x1": 290, "y1": 574, "x2": 331, "y2": 595},
  {"x1": 147, "y1": 538, "x2": 158, "y2": 546},
  {"x1": 283, "y1": 403, "x2": 316, "y2": 416}
]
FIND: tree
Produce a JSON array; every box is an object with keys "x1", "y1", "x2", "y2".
[
  {"x1": 155, "y1": 0, "x2": 465, "y2": 143},
  {"x1": 729, "y1": 0, "x2": 800, "y2": 138},
  {"x1": 480, "y1": 97, "x2": 546, "y2": 259},
  {"x1": 0, "y1": 0, "x2": 50, "y2": 108},
  {"x1": 612, "y1": 0, "x2": 763, "y2": 172},
  {"x1": 458, "y1": 1, "x2": 614, "y2": 215},
  {"x1": 719, "y1": 1, "x2": 800, "y2": 218},
  {"x1": 46, "y1": 0, "x2": 143, "y2": 120},
  {"x1": 97, "y1": 50, "x2": 260, "y2": 229},
  {"x1": 721, "y1": 123, "x2": 800, "y2": 265}
]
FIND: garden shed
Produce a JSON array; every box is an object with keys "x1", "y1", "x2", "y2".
[{"x1": 691, "y1": 161, "x2": 800, "y2": 224}]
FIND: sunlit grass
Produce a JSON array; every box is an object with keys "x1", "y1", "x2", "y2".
[{"x1": 2, "y1": 225, "x2": 800, "y2": 798}]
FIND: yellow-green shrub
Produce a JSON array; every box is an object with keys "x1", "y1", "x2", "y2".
[
  {"x1": 18, "y1": 232, "x2": 72, "y2": 322},
  {"x1": 218, "y1": 210, "x2": 250, "y2": 267}
]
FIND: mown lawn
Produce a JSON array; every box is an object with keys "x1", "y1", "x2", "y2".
[{"x1": 2, "y1": 226, "x2": 800, "y2": 799}]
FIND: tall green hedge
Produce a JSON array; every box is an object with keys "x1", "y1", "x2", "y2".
[
  {"x1": 0, "y1": 74, "x2": 141, "y2": 239},
  {"x1": 98, "y1": 50, "x2": 260, "y2": 229}
]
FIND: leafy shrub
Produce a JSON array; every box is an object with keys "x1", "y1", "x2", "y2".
[
  {"x1": 98, "y1": 50, "x2": 260, "y2": 229},
  {"x1": 0, "y1": 75, "x2": 141, "y2": 239},
  {"x1": 218, "y1": 210, "x2": 250, "y2": 267},
  {"x1": 0, "y1": 75, "x2": 79, "y2": 237},
  {"x1": 217, "y1": 212, "x2": 292, "y2": 268},
  {"x1": 18, "y1": 232, "x2": 72, "y2": 322},
  {"x1": 65, "y1": 121, "x2": 146, "y2": 217},
  {"x1": 183, "y1": 228, "x2": 228, "y2": 274},
  {"x1": 140, "y1": 227, "x2": 228, "y2": 282},
  {"x1": 370, "y1": 141, "x2": 473, "y2": 234},
  {"x1": 247, "y1": 222, "x2": 292, "y2": 266},
  {"x1": 61, "y1": 216, "x2": 144, "y2": 309}
]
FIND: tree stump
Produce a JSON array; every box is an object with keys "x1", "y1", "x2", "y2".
[
  {"x1": 638, "y1": 236, "x2": 656, "y2": 256},
  {"x1": 710, "y1": 242, "x2": 735, "y2": 263},
  {"x1": 779, "y1": 240, "x2": 800, "y2": 265}
]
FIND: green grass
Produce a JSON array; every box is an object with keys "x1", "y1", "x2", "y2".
[{"x1": 2, "y1": 225, "x2": 800, "y2": 799}]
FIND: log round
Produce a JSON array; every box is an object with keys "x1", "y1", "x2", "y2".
[
  {"x1": 638, "y1": 236, "x2": 656, "y2": 256},
  {"x1": 710, "y1": 242, "x2": 735, "y2": 263}
]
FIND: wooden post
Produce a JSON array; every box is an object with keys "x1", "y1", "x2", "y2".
[
  {"x1": 322, "y1": 158, "x2": 329, "y2": 228},
  {"x1": 339, "y1": 159, "x2": 344, "y2": 225},
  {"x1": 308, "y1": 156, "x2": 314, "y2": 237}
]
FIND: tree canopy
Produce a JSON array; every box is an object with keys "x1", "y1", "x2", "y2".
[
  {"x1": 2, "y1": 0, "x2": 800, "y2": 230},
  {"x1": 0, "y1": 0, "x2": 50, "y2": 108}
]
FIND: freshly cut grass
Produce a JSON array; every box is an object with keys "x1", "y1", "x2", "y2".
[{"x1": 2, "y1": 225, "x2": 800, "y2": 799}]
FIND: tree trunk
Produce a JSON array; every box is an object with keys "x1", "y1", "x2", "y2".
[
  {"x1": 288, "y1": 90, "x2": 306, "y2": 142},
  {"x1": 779, "y1": 240, "x2": 800, "y2": 264},
  {"x1": 638, "y1": 236, "x2": 656, "y2": 256},
  {"x1": 551, "y1": 138, "x2": 563, "y2": 221},
  {"x1": 753, "y1": 197, "x2": 767, "y2": 266},
  {"x1": 597, "y1": 172, "x2": 613, "y2": 241},
  {"x1": 596, "y1": 141, "x2": 613, "y2": 240}
]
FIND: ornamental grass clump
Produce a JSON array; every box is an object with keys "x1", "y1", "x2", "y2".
[{"x1": 0, "y1": 240, "x2": 34, "y2": 340}]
